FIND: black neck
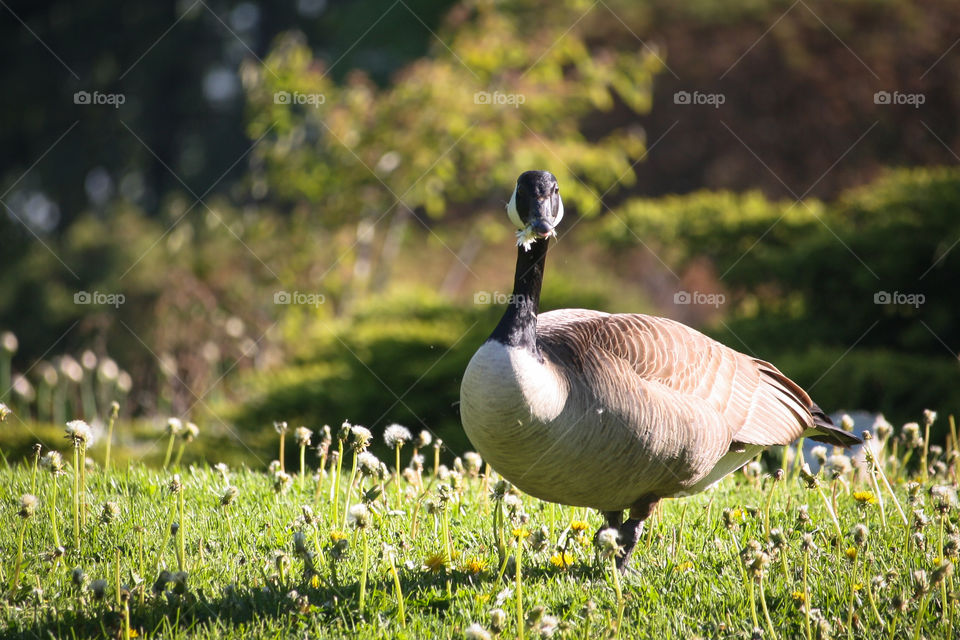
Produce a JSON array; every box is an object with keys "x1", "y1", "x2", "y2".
[{"x1": 489, "y1": 237, "x2": 548, "y2": 353}]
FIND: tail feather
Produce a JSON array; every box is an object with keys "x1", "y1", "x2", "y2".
[{"x1": 806, "y1": 402, "x2": 862, "y2": 447}]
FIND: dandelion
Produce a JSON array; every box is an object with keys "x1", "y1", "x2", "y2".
[
  {"x1": 42, "y1": 450, "x2": 64, "y2": 546},
  {"x1": 902, "y1": 422, "x2": 922, "y2": 449},
  {"x1": 0, "y1": 402, "x2": 10, "y2": 421},
  {"x1": 873, "y1": 414, "x2": 893, "y2": 441},
  {"x1": 65, "y1": 419, "x2": 93, "y2": 547},
  {"x1": 274, "y1": 421, "x2": 289, "y2": 472},
  {"x1": 103, "y1": 401, "x2": 120, "y2": 472},
  {"x1": 349, "y1": 425, "x2": 372, "y2": 451},
  {"x1": 463, "y1": 451, "x2": 483, "y2": 478},
  {"x1": 490, "y1": 608, "x2": 507, "y2": 634},
  {"x1": 347, "y1": 503, "x2": 372, "y2": 612},
  {"x1": 99, "y1": 501, "x2": 120, "y2": 525},
  {"x1": 293, "y1": 426, "x2": 312, "y2": 482},
  {"x1": 89, "y1": 579, "x2": 108, "y2": 600},
  {"x1": 220, "y1": 485, "x2": 238, "y2": 507},
  {"x1": 214, "y1": 462, "x2": 230, "y2": 484},
  {"x1": 811, "y1": 446, "x2": 828, "y2": 466},
  {"x1": 853, "y1": 490, "x2": 878, "y2": 505},
  {"x1": 10, "y1": 494, "x2": 37, "y2": 589},
  {"x1": 463, "y1": 556, "x2": 489, "y2": 574},
  {"x1": 550, "y1": 551, "x2": 575, "y2": 569},
  {"x1": 432, "y1": 437, "x2": 443, "y2": 476},
  {"x1": 740, "y1": 540, "x2": 777, "y2": 640},
  {"x1": 424, "y1": 552, "x2": 447, "y2": 574},
  {"x1": 172, "y1": 421, "x2": 199, "y2": 467},
  {"x1": 273, "y1": 470, "x2": 293, "y2": 495},
  {"x1": 357, "y1": 451, "x2": 381, "y2": 478},
  {"x1": 824, "y1": 454, "x2": 852, "y2": 480},
  {"x1": 162, "y1": 418, "x2": 183, "y2": 469},
  {"x1": 465, "y1": 623, "x2": 492, "y2": 640}
]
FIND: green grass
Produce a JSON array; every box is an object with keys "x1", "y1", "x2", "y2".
[{"x1": 1, "y1": 430, "x2": 957, "y2": 639}]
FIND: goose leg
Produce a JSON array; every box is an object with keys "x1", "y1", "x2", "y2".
[{"x1": 616, "y1": 496, "x2": 660, "y2": 572}]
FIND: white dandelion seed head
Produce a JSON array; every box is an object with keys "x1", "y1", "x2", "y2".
[
  {"x1": 357, "y1": 451, "x2": 381, "y2": 477},
  {"x1": 347, "y1": 503, "x2": 370, "y2": 529},
  {"x1": 220, "y1": 485, "x2": 239, "y2": 506},
  {"x1": 597, "y1": 528, "x2": 620, "y2": 556},
  {"x1": 810, "y1": 445, "x2": 828, "y2": 465},
  {"x1": 416, "y1": 430, "x2": 432, "y2": 448},
  {"x1": 350, "y1": 425, "x2": 373, "y2": 451},
  {"x1": 383, "y1": 424, "x2": 412, "y2": 448},
  {"x1": 165, "y1": 418, "x2": 183, "y2": 436},
  {"x1": 463, "y1": 452, "x2": 483, "y2": 475},
  {"x1": 295, "y1": 426, "x2": 312, "y2": 447},
  {"x1": 464, "y1": 623, "x2": 492, "y2": 640},
  {"x1": 65, "y1": 420, "x2": 93, "y2": 446}
]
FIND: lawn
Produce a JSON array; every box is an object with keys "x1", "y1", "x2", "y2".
[{"x1": 0, "y1": 415, "x2": 957, "y2": 639}]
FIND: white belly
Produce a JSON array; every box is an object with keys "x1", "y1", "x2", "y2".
[{"x1": 460, "y1": 341, "x2": 719, "y2": 510}]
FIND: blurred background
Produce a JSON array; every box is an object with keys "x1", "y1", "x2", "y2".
[{"x1": 1, "y1": 0, "x2": 958, "y2": 466}]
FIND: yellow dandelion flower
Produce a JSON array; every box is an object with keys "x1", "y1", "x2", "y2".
[
  {"x1": 128, "y1": 629, "x2": 140, "y2": 639},
  {"x1": 853, "y1": 582, "x2": 863, "y2": 591},
  {"x1": 674, "y1": 561, "x2": 694, "y2": 573},
  {"x1": 462, "y1": 557, "x2": 488, "y2": 574},
  {"x1": 329, "y1": 530, "x2": 348, "y2": 543},
  {"x1": 730, "y1": 508, "x2": 746, "y2": 522},
  {"x1": 570, "y1": 520, "x2": 589, "y2": 533},
  {"x1": 550, "y1": 552, "x2": 575, "y2": 569},
  {"x1": 845, "y1": 546, "x2": 858, "y2": 560},
  {"x1": 853, "y1": 491, "x2": 878, "y2": 505},
  {"x1": 512, "y1": 527, "x2": 529, "y2": 540},
  {"x1": 310, "y1": 574, "x2": 320, "y2": 588},
  {"x1": 791, "y1": 590, "x2": 805, "y2": 603},
  {"x1": 424, "y1": 552, "x2": 447, "y2": 574}
]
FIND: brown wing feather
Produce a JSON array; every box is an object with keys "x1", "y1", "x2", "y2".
[{"x1": 538, "y1": 310, "x2": 858, "y2": 449}]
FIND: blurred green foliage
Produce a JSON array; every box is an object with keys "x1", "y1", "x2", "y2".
[{"x1": 601, "y1": 166, "x2": 960, "y2": 421}]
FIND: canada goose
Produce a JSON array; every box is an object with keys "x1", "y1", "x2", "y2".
[{"x1": 460, "y1": 170, "x2": 861, "y2": 570}]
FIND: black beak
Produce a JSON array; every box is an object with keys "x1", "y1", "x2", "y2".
[{"x1": 531, "y1": 217, "x2": 553, "y2": 237}]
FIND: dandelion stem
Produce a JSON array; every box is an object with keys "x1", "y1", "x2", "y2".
[
  {"x1": 815, "y1": 485, "x2": 843, "y2": 543},
  {"x1": 279, "y1": 429, "x2": 285, "y2": 473},
  {"x1": 913, "y1": 593, "x2": 927, "y2": 640},
  {"x1": 330, "y1": 441, "x2": 344, "y2": 525},
  {"x1": 177, "y1": 487, "x2": 186, "y2": 572},
  {"x1": 874, "y1": 456, "x2": 907, "y2": 525},
  {"x1": 341, "y1": 451, "x2": 359, "y2": 530},
  {"x1": 79, "y1": 442, "x2": 87, "y2": 528},
  {"x1": 50, "y1": 475, "x2": 60, "y2": 548},
  {"x1": 104, "y1": 403, "x2": 118, "y2": 472},
  {"x1": 747, "y1": 571, "x2": 760, "y2": 633},
  {"x1": 758, "y1": 569, "x2": 778, "y2": 640},
  {"x1": 299, "y1": 444, "x2": 306, "y2": 486},
  {"x1": 803, "y1": 549, "x2": 812, "y2": 640},
  {"x1": 611, "y1": 554, "x2": 624, "y2": 636},
  {"x1": 515, "y1": 538, "x2": 524, "y2": 640},
  {"x1": 72, "y1": 446, "x2": 80, "y2": 549},
  {"x1": 865, "y1": 577, "x2": 884, "y2": 628},
  {"x1": 386, "y1": 548, "x2": 405, "y2": 628},
  {"x1": 162, "y1": 433, "x2": 176, "y2": 469},
  {"x1": 394, "y1": 445, "x2": 402, "y2": 511},
  {"x1": 358, "y1": 529, "x2": 369, "y2": 614},
  {"x1": 9, "y1": 519, "x2": 26, "y2": 591},
  {"x1": 846, "y1": 550, "x2": 858, "y2": 640}
]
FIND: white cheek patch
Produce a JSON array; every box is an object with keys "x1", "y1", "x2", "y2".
[
  {"x1": 554, "y1": 194, "x2": 564, "y2": 227},
  {"x1": 506, "y1": 185, "x2": 523, "y2": 229}
]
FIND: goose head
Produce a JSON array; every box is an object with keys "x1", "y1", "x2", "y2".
[{"x1": 507, "y1": 170, "x2": 564, "y2": 250}]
